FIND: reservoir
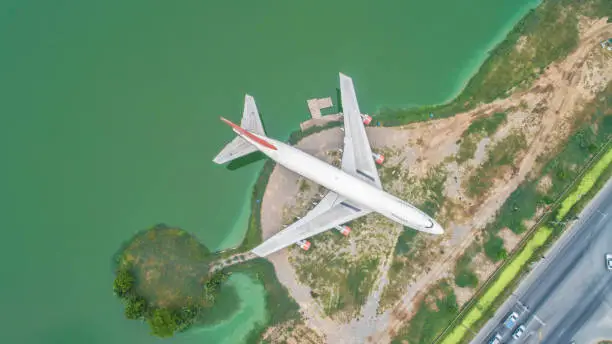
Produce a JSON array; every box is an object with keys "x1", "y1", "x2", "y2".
[{"x1": 0, "y1": 0, "x2": 540, "y2": 343}]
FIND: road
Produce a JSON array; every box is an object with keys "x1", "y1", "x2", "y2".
[{"x1": 470, "y1": 177, "x2": 612, "y2": 344}]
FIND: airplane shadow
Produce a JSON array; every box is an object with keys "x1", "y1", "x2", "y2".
[
  {"x1": 226, "y1": 151, "x2": 265, "y2": 171},
  {"x1": 335, "y1": 87, "x2": 343, "y2": 113}
]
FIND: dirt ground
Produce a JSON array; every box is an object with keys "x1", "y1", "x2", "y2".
[
  {"x1": 498, "y1": 228, "x2": 522, "y2": 253},
  {"x1": 258, "y1": 18, "x2": 612, "y2": 344},
  {"x1": 262, "y1": 320, "x2": 327, "y2": 344}
]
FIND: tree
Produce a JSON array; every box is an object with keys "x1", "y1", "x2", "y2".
[
  {"x1": 148, "y1": 308, "x2": 179, "y2": 338},
  {"x1": 484, "y1": 235, "x2": 507, "y2": 262},
  {"x1": 113, "y1": 268, "x2": 135, "y2": 297},
  {"x1": 124, "y1": 296, "x2": 146, "y2": 319},
  {"x1": 455, "y1": 271, "x2": 479, "y2": 288},
  {"x1": 202, "y1": 270, "x2": 231, "y2": 306}
]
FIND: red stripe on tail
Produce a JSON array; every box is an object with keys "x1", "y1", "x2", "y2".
[{"x1": 219, "y1": 117, "x2": 277, "y2": 150}]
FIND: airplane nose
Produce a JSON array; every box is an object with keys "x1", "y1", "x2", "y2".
[
  {"x1": 423, "y1": 218, "x2": 444, "y2": 234},
  {"x1": 433, "y1": 224, "x2": 444, "y2": 234},
  {"x1": 429, "y1": 220, "x2": 444, "y2": 234}
]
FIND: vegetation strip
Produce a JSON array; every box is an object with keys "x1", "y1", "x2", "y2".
[
  {"x1": 437, "y1": 140, "x2": 612, "y2": 344},
  {"x1": 556, "y1": 148, "x2": 612, "y2": 220}
]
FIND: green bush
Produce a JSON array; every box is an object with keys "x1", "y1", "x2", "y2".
[
  {"x1": 124, "y1": 296, "x2": 146, "y2": 319},
  {"x1": 113, "y1": 268, "x2": 134, "y2": 297},
  {"x1": 484, "y1": 235, "x2": 507, "y2": 262},
  {"x1": 466, "y1": 112, "x2": 507, "y2": 136},
  {"x1": 148, "y1": 308, "x2": 180, "y2": 338},
  {"x1": 455, "y1": 271, "x2": 479, "y2": 289},
  {"x1": 454, "y1": 244, "x2": 480, "y2": 288},
  {"x1": 391, "y1": 281, "x2": 459, "y2": 344}
]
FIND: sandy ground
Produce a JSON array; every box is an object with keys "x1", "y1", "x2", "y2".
[
  {"x1": 258, "y1": 18, "x2": 612, "y2": 344},
  {"x1": 498, "y1": 228, "x2": 522, "y2": 253}
]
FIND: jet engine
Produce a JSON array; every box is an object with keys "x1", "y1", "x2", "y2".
[
  {"x1": 296, "y1": 239, "x2": 311, "y2": 251},
  {"x1": 335, "y1": 225, "x2": 351, "y2": 236},
  {"x1": 372, "y1": 152, "x2": 385, "y2": 165},
  {"x1": 361, "y1": 114, "x2": 372, "y2": 125}
]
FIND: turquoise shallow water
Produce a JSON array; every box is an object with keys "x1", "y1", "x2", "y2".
[{"x1": 0, "y1": 0, "x2": 539, "y2": 343}]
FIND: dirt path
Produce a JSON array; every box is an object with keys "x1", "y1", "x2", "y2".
[{"x1": 258, "y1": 19, "x2": 612, "y2": 344}]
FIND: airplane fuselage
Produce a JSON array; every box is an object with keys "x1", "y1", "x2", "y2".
[{"x1": 240, "y1": 130, "x2": 444, "y2": 235}]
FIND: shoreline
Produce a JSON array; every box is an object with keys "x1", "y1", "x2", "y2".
[
  {"x1": 439, "y1": 0, "x2": 541, "y2": 107},
  {"x1": 372, "y1": 0, "x2": 542, "y2": 114}
]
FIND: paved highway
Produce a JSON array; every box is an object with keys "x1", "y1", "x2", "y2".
[{"x1": 470, "y1": 178, "x2": 612, "y2": 344}]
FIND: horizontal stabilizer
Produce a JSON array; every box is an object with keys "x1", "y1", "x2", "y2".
[{"x1": 213, "y1": 136, "x2": 258, "y2": 164}]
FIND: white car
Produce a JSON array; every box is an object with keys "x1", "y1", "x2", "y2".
[
  {"x1": 606, "y1": 253, "x2": 612, "y2": 270},
  {"x1": 512, "y1": 325, "x2": 526, "y2": 339}
]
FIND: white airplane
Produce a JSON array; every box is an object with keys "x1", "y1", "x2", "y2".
[{"x1": 213, "y1": 73, "x2": 444, "y2": 257}]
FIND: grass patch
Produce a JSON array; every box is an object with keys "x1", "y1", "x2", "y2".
[
  {"x1": 394, "y1": 229, "x2": 420, "y2": 256},
  {"x1": 346, "y1": 258, "x2": 381, "y2": 312},
  {"x1": 467, "y1": 112, "x2": 508, "y2": 136},
  {"x1": 392, "y1": 280, "x2": 459, "y2": 344},
  {"x1": 298, "y1": 179, "x2": 310, "y2": 193},
  {"x1": 456, "y1": 135, "x2": 481, "y2": 164},
  {"x1": 556, "y1": 148, "x2": 612, "y2": 220},
  {"x1": 292, "y1": 230, "x2": 381, "y2": 318},
  {"x1": 457, "y1": 113, "x2": 507, "y2": 163},
  {"x1": 379, "y1": 163, "x2": 447, "y2": 310},
  {"x1": 420, "y1": 165, "x2": 448, "y2": 217},
  {"x1": 378, "y1": 158, "x2": 447, "y2": 218},
  {"x1": 454, "y1": 244, "x2": 481, "y2": 288},
  {"x1": 381, "y1": 229, "x2": 428, "y2": 311},
  {"x1": 483, "y1": 234, "x2": 507, "y2": 262},
  {"x1": 466, "y1": 132, "x2": 527, "y2": 198},
  {"x1": 559, "y1": 155, "x2": 612, "y2": 228},
  {"x1": 489, "y1": 180, "x2": 542, "y2": 235}
]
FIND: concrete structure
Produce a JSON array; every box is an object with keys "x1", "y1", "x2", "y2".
[
  {"x1": 299, "y1": 113, "x2": 342, "y2": 131},
  {"x1": 307, "y1": 97, "x2": 333, "y2": 119},
  {"x1": 213, "y1": 73, "x2": 443, "y2": 258},
  {"x1": 471, "y1": 178, "x2": 612, "y2": 344}
]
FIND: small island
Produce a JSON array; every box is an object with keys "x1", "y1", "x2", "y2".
[{"x1": 112, "y1": 224, "x2": 236, "y2": 337}]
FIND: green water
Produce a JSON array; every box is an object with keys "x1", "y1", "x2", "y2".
[{"x1": 0, "y1": 0, "x2": 540, "y2": 343}]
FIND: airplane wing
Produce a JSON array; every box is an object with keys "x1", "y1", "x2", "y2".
[
  {"x1": 250, "y1": 191, "x2": 370, "y2": 257},
  {"x1": 339, "y1": 73, "x2": 382, "y2": 189}
]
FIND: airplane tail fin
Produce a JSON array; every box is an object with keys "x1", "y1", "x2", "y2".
[{"x1": 213, "y1": 95, "x2": 266, "y2": 164}]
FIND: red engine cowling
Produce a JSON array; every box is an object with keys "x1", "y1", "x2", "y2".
[
  {"x1": 373, "y1": 152, "x2": 385, "y2": 165},
  {"x1": 296, "y1": 240, "x2": 311, "y2": 251},
  {"x1": 361, "y1": 114, "x2": 372, "y2": 125},
  {"x1": 335, "y1": 225, "x2": 351, "y2": 236}
]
